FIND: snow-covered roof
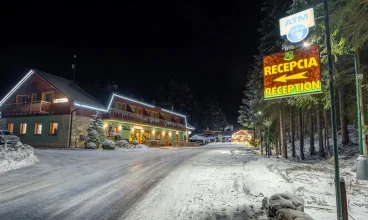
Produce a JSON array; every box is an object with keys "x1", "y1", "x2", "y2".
[
  {"x1": 0, "y1": 69, "x2": 193, "y2": 123},
  {"x1": 35, "y1": 70, "x2": 106, "y2": 109}
]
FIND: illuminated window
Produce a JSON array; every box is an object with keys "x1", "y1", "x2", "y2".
[
  {"x1": 49, "y1": 122, "x2": 58, "y2": 135},
  {"x1": 20, "y1": 122, "x2": 27, "y2": 135},
  {"x1": 144, "y1": 131, "x2": 152, "y2": 139},
  {"x1": 16, "y1": 95, "x2": 27, "y2": 104},
  {"x1": 34, "y1": 122, "x2": 42, "y2": 135},
  {"x1": 155, "y1": 132, "x2": 161, "y2": 140},
  {"x1": 7, "y1": 123, "x2": 14, "y2": 133},
  {"x1": 42, "y1": 91, "x2": 54, "y2": 103}
]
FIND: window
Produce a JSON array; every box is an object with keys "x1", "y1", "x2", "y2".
[
  {"x1": 16, "y1": 95, "x2": 28, "y2": 104},
  {"x1": 7, "y1": 123, "x2": 14, "y2": 133},
  {"x1": 31, "y1": 93, "x2": 37, "y2": 103},
  {"x1": 144, "y1": 131, "x2": 151, "y2": 139},
  {"x1": 130, "y1": 106, "x2": 142, "y2": 114},
  {"x1": 149, "y1": 111, "x2": 159, "y2": 118},
  {"x1": 20, "y1": 123, "x2": 27, "y2": 135},
  {"x1": 114, "y1": 102, "x2": 126, "y2": 111},
  {"x1": 42, "y1": 91, "x2": 54, "y2": 103},
  {"x1": 155, "y1": 132, "x2": 161, "y2": 140},
  {"x1": 34, "y1": 122, "x2": 42, "y2": 135},
  {"x1": 49, "y1": 122, "x2": 58, "y2": 135}
]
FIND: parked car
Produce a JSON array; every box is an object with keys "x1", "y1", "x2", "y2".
[
  {"x1": 0, "y1": 130, "x2": 20, "y2": 145},
  {"x1": 189, "y1": 134, "x2": 209, "y2": 145}
]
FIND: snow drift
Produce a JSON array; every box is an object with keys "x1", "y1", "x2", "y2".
[{"x1": 0, "y1": 142, "x2": 38, "y2": 173}]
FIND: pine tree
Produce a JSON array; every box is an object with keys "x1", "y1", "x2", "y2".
[{"x1": 85, "y1": 111, "x2": 104, "y2": 149}]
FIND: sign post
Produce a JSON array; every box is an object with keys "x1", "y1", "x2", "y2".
[{"x1": 263, "y1": 44, "x2": 322, "y2": 100}]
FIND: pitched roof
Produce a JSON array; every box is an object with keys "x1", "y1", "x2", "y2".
[{"x1": 34, "y1": 70, "x2": 106, "y2": 109}]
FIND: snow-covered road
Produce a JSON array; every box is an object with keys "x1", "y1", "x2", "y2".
[
  {"x1": 0, "y1": 144, "x2": 247, "y2": 220},
  {"x1": 2, "y1": 143, "x2": 366, "y2": 220}
]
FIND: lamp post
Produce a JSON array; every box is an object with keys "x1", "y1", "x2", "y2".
[
  {"x1": 347, "y1": 53, "x2": 368, "y2": 180},
  {"x1": 263, "y1": 119, "x2": 272, "y2": 158}
]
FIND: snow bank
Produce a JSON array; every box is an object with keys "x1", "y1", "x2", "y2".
[
  {"x1": 268, "y1": 193, "x2": 304, "y2": 217},
  {"x1": 116, "y1": 140, "x2": 129, "y2": 148},
  {"x1": 134, "y1": 144, "x2": 149, "y2": 150},
  {"x1": 0, "y1": 143, "x2": 38, "y2": 173}
]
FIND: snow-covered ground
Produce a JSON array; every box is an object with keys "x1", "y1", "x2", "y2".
[
  {"x1": 0, "y1": 143, "x2": 38, "y2": 173},
  {"x1": 125, "y1": 143, "x2": 368, "y2": 220}
]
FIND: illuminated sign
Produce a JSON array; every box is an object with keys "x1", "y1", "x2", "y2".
[
  {"x1": 133, "y1": 126, "x2": 143, "y2": 130},
  {"x1": 54, "y1": 98, "x2": 68, "y2": 103},
  {"x1": 263, "y1": 44, "x2": 322, "y2": 100},
  {"x1": 279, "y1": 8, "x2": 315, "y2": 43}
]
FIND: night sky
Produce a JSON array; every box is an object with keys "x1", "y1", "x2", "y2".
[{"x1": 1, "y1": 1, "x2": 264, "y2": 126}]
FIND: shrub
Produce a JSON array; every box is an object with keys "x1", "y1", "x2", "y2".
[
  {"x1": 114, "y1": 133, "x2": 122, "y2": 141},
  {"x1": 132, "y1": 140, "x2": 138, "y2": 146},
  {"x1": 101, "y1": 139, "x2": 116, "y2": 150},
  {"x1": 116, "y1": 140, "x2": 129, "y2": 148}
]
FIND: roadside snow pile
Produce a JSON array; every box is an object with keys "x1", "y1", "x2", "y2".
[
  {"x1": 268, "y1": 193, "x2": 304, "y2": 217},
  {"x1": 134, "y1": 144, "x2": 149, "y2": 150},
  {"x1": 101, "y1": 139, "x2": 117, "y2": 150},
  {"x1": 276, "y1": 209, "x2": 314, "y2": 220},
  {"x1": 0, "y1": 143, "x2": 38, "y2": 173},
  {"x1": 231, "y1": 147, "x2": 257, "y2": 155},
  {"x1": 116, "y1": 140, "x2": 129, "y2": 148}
]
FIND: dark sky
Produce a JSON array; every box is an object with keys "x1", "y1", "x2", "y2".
[{"x1": 1, "y1": 1, "x2": 264, "y2": 126}]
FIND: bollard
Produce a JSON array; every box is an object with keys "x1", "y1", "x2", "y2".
[{"x1": 340, "y1": 177, "x2": 348, "y2": 220}]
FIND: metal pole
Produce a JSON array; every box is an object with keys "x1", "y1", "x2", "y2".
[
  {"x1": 324, "y1": 0, "x2": 343, "y2": 218},
  {"x1": 352, "y1": 53, "x2": 368, "y2": 180},
  {"x1": 353, "y1": 54, "x2": 363, "y2": 155},
  {"x1": 73, "y1": 55, "x2": 77, "y2": 81}
]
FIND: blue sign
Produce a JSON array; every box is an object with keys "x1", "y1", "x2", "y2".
[{"x1": 286, "y1": 24, "x2": 309, "y2": 43}]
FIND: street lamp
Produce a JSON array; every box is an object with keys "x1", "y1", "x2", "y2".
[{"x1": 347, "y1": 52, "x2": 368, "y2": 180}]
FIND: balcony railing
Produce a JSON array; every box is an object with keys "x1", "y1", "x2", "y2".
[
  {"x1": 2, "y1": 101, "x2": 51, "y2": 116},
  {"x1": 109, "y1": 108, "x2": 186, "y2": 130}
]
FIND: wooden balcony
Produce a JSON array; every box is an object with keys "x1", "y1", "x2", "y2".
[
  {"x1": 2, "y1": 101, "x2": 51, "y2": 116},
  {"x1": 108, "y1": 108, "x2": 186, "y2": 130}
]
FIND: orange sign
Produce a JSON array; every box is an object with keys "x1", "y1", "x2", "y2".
[{"x1": 263, "y1": 44, "x2": 322, "y2": 100}]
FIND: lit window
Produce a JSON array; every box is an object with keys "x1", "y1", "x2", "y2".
[
  {"x1": 34, "y1": 122, "x2": 42, "y2": 135},
  {"x1": 144, "y1": 131, "x2": 152, "y2": 139},
  {"x1": 7, "y1": 123, "x2": 14, "y2": 133},
  {"x1": 49, "y1": 122, "x2": 58, "y2": 135},
  {"x1": 20, "y1": 123, "x2": 27, "y2": 135},
  {"x1": 155, "y1": 132, "x2": 161, "y2": 140}
]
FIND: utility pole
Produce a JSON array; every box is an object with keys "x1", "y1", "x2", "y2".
[{"x1": 323, "y1": 0, "x2": 343, "y2": 218}]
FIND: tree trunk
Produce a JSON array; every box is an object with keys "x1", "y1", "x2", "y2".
[
  {"x1": 299, "y1": 108, "x2": 305, "y2": 160},
  {"x1": 290, "y1": 107, "x2": 296, "y2": 158},
  {"x1": 283, "y1": 105, "x2": 287, "y2": 158},
  {"x1": 309, "y1": 109, "x2": 315, "y2": 155},
  {"x1": 324, "y1": 109, "x2": 331, "y2": 158},
  {"x1": 260, "y1": 130, "x2": 263, "y2": 155},
  {"x1": 279, "y1": 107, "x2": 287, "y2": 158},
  {"x1": 339, "y1": 86, "x2": 349, "y2": 145},
  {"x1": 317, "y1": 105, "x2": 325, "y2": 157},
  {"x1": 356, "y1": 49, "x2": 368, "y2": 157},
  {"x1": 275, "y1": 139, "x2": 279, "y2": 156}
]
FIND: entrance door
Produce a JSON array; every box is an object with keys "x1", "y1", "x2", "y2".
[
  {"x1": 175, "y1": 134, "x2": 178, "y2": 144},
  {"x1": 135, "y1": 130, "x2": 141, "y2": 144},
  {"x1": 164, "y1": 133, "x2": 169, "y2": 146}
]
